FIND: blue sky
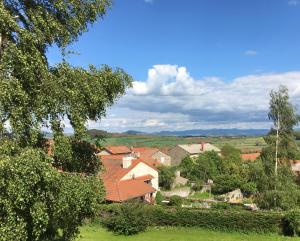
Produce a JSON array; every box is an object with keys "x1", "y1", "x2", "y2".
[{"x1": 48, "y1": 0, "x2": 300, "y2": 132}]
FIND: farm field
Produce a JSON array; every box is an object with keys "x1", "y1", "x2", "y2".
[
  {"x1": 97, "y1": 135, "x2": 266, "y2": 152},
  {"x1": 77, "y1": 225, "x2": 300, "y2": 241}
]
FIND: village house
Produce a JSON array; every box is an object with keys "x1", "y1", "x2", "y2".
[
  {"x1": 99, "y1": 145, "x2": 171, "y2": 167},
  {"x1": 99, "y1": 154, "x2": 158, "y2": 203},
  {"x1": 169, "y1": 143, "x2": 221, "y2": 166},
  {"x1": 132, "y1": 147, "x2": 172, "y2": 166},
  {"x1": 241, "y1": 152, "x2": 261, "y2": 162},
  {"x1": 98, "y1": 145, "x2": 132, "y2": 156},
  {"x1": 291, "y1": 160, "x2": 300, "y2": 174}
]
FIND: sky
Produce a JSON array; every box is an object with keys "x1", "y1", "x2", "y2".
[{"x1": 47, "y1": 0, "x2": 300, "y2": 133}]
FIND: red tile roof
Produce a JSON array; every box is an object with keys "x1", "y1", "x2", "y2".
[
  {"x1": 105, "y1": 146, "x2": 132, "y2": 155},
  {"x1": 105, "y1": 178, "x2": 156, "y2": 202},
  {"x1": 241, "y1": 153, "x2": 261, "y2": 161},
  {"x1": 132, "y1": 147, "x2": 159, "y2": 158},
  {"x1": 98, "y1": 154, "x2": 157, "y2": 202}
]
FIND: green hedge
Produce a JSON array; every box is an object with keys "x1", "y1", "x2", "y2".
[
  {"x1": 100, "y1": 204, "x2": 284, "y2": 234},
  {"x1": 148, "y1": 207, "x2": 282, "y2": 233}
]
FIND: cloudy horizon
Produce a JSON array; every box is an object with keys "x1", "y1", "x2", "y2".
[{"x1": 85, "y1": 65, "x2": 300, "y2": 133}]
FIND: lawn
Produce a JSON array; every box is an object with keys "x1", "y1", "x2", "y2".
[{"x1": 77, "y1": 225, "x2": 300, "y2": 241}]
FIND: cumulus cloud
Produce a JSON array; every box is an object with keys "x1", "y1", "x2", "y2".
[
  {"x1": 95, "y1": 65, "x2": 300, "y2": 132},
  {"x1": 244, "y1": 50, "x2": 258, "y2": 56}
]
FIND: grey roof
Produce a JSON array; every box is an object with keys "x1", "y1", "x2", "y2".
[{"x1": 178, "y1": 143, "x2": 220, "y2": 154}]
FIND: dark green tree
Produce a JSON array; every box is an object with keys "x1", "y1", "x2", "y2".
[
  {"x1": 265, "y1": 85, "x2": 300, "y2": 175},
  {"x1": 0, "y1": 147, "x2": 104, "y2": 241},
  {"x1": 193, "y1": 151, "x2": 220, "y2": 181},
  {"x1": 255, "y1": 86, "x2": 300, "y2": 210},
  {"x1": 0, "y1": 1, "x2": 132, "y2": 240},
  {"x1": 213, "y1": 145, "x2": 257, "y2": 194},
  {"x1": 0, "y1": 0, "x2": 132, "y2": 145},
  {"x1": 158, "y1": 166, "x2": 176, "y2": 190}
]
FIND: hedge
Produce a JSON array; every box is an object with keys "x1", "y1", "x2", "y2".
[
  {"x1": 148, "y1": 207, "x2": 283, "y2": 233},
  {"x1": 100, "y1": 204, "x2": 286, "y2": 234}
]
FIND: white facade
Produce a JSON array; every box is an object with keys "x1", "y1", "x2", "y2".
[{"x1": 121, "y1": 162, "x2": 159, "y2": 196}]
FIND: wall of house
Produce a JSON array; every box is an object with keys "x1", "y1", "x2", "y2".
[
  {"x1": 152, "y1": 151, "x2": 171, "y2": 166},
  {"x1": 121, "y1": 162, "x2": 159, "y2": 196},
  {"x1": 98, "y1": 150, "x2": 111, "y2": 155},
  {"x1": 169, "y1": 146, "x2": 189, "y2": 166}
]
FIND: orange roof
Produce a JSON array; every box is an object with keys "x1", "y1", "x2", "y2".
[
  {"x1": 105, "y1": 146, "x2": 132, "y2": 155},
  {"x1": 99, "y1": 155, "x2": 157, "y2": 202},
  {"x1": 105, "y1": 178, "x2": 156, "y2": 202},
  {"x1": 132, "y1": 147, "x2": 159, "y2": 158},
  {"x1": 241, "y1": 153, "x2": 260, "y2": 161}
]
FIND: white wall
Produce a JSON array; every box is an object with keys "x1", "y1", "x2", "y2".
[{"x1": 121, "y1": 162, "x2": 159, "y2": 196}]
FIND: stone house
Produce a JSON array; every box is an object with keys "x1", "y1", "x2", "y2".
[{"x1": 169, "y1": 143, "x2": 220, "y2": 166}]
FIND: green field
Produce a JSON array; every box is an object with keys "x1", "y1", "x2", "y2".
[
  {"x1": 98, "y1": 135, "x2": 266, "y2": 152},
  {"x1": 77, "y1": 225, "x2": 299, "y2": 241}
]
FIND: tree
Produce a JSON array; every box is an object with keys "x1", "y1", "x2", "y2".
[
  {"x1": 193, "y1": 151, "x2": 220, "y2": 181},
  {"x1": 0, "y1": 1, "x2": 132, "y2": 240},
  {"x1": 180, "y1": 156, "x2": 195, "y2": 180},
  {"x1": 267, "y1": 85, "x2": 300, "y2": 175},
  {"x1": 255, "y1": 86, "x2": 300, "y2": 210},
  {"x1": 0, "y1": 147, "x2": 104, "y2": 241},
  {"x1": 219, "y1": 144, "x2": 242, "y2": 174},
  {"x1": 180, "y1": 151, "x2": 221, "y2": 182},
  {"x1": 213, "y1": 145, "x2": 257, "y2": 194},
  {"x1": 0, "y1": 0, "x2": 132, "y2": 145},
  {"x1": 158, "y1": 166, "x2": 176, "y2": 190}
]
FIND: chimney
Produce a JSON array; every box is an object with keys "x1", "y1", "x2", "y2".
[{"x1": 122, "y1": 156, "x2": 133, "y2": 168}]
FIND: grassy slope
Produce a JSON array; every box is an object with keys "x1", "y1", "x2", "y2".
[
  {"x1": 77, "y1": 225, "x2": 299, "y2": 241},
  {"x1": 98, "y1": 135, "x2": 266, "y2": 152}
]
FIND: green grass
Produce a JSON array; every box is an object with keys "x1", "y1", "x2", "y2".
[
  {"x1": 77, "y1": 225, "x2": 300, "y2": 241},
  {"x1": 189, "y1": 192, "x2": 212, "y2": 199},
  {"x1": 97, "y1": 135, "x2": 266, "y2": 152}
]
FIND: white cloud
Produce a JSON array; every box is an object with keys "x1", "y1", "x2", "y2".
[
  {"x1": 244, "y1": 50, "x2": 258, "y2": 56},
  {"x1": 95, "y1": 65, "x2": 300, "y2": 132},
  {"x1": 288, "y1": 0, "x2": 299, "y2": 6}
]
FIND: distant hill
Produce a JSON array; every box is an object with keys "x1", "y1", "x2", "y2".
[
  {"x1": 123, "y1": 128, "x2": 270, "y2": 137},
  {"x1": 123, "y1": 130, "x2": 145, "y2": 135}
]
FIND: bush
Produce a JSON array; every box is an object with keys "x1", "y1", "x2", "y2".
[
  {"x1": 101, "y1": 204, "x2": 284, "y2": 234},
  {"x1": 211, "y1": 202, "x2": 231, "y2": 209},
  {"x1": 158, "y1": 166, "x2": 176, "y2": 190},
  {"x1": 283, "y1": 211, "x2": 300, "y2": 236},
  {"x1": 155, "y1": 191, "x2": 163, "y2": 205},
  {"x1": 101, "y1": 202, "x2": 149, "y2": 235},
  {"x1": 256, "y1": 190, "x2": 300, "y2": 211},
  {"x1": 169, "y1": 195, "x2": 183, "y2": 207},
  {"x1": 191, "y1": 181, "x2": 204, "y2": 192}
]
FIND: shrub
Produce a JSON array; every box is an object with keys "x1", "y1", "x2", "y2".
[
  {"x1": 283, "y1": 211, "x2": 300, "y2": 236},
  {"x1": 101, "y1": 202, "x2": 149, "y2": 235},
  {"x1": 255, "y1": 190, "x2": 300, "y2": 211},
  {"x1": 191, "y1": 181, "x2": 204, "y2": 192},
  {"x1": 158, "y1": 166, "x2": 176, "y2": 190},
  {"x1": 148, "y1": 207, "x2": 283, "y2": 233},
  {"x1": 169, "y1": 195, "x2": 183, "y2": 207},
  {"x1": 211, "y1": 202, "x2": 231, "y2": 209},
  {"x1": 155, "y1": 191, "x2": 163, "y2": 205},
  {"x1": 101, "y1": 204, "x2": 284, "y2": 234}
]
